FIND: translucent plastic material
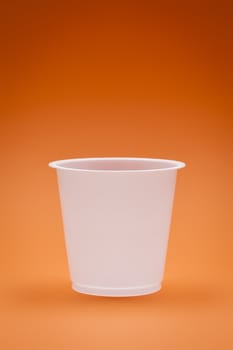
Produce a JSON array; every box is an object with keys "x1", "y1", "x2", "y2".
[{"x1": 49, "y1": 157, "x2": 186, "y2": 297}]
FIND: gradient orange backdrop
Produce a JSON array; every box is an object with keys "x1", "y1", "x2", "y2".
[{"x1": 1, "y1": 1, "x2": 233, "y2": 349}]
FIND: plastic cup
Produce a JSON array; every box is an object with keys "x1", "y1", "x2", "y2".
[{"x1": 49, "y1": 157, "x2": 186, "y2": 297}]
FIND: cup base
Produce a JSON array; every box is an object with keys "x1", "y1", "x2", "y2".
[{"x1": 72, "y1": 282, "x2": 161, "y2": 297}]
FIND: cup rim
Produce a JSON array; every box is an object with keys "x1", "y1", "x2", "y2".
[{"x1": 48, "y1": 157, "x2": 186, "y2": 173}]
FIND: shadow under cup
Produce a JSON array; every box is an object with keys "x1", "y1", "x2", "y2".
[{"x1": 49, "y1": 157, "x2": 186, "y2": 297}]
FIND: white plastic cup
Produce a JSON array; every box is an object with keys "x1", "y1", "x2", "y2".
[{"x1": 49, "y1": 157, "x2": 185, "y2": 297}]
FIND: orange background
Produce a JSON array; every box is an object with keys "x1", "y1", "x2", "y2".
[{"x1": 1, "y1": 1, "x2": 233, "y2": 349}]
